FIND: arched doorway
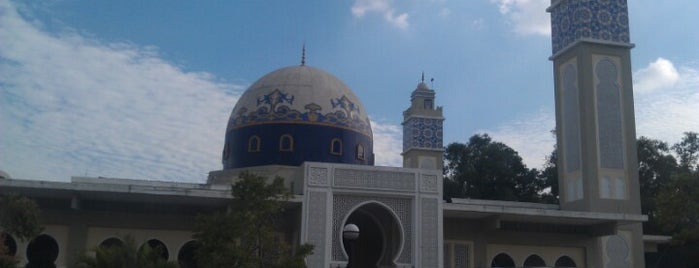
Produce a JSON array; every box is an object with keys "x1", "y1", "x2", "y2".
[
  {"x1": 342, "y1": 202, "x2": 402, "y2": 268},
  {"x1": 1, "y1": 232, "x2": 17, "y2": 256},
  {"x1": 178, "y1": 240, "x2": 199, "y2": 268},
  {"x1": 25, "y1": 234, "x2": 59, "y2": 268},
  {"x1": 491, "y1": 252, "x2": 515, "y2": 268},
  {"x1": 138, "y1": 239, "x2": 169, "y2": 261}
]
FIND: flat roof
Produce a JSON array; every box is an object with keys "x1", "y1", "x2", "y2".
[
  {"x1": 444, "y1": 198, "x2": 647, "y2": 226},
  {"x1": 0, "y1": 177, "x2": 303, "y2": 206}
]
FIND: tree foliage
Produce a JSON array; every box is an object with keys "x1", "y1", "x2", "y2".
[
  {"x1": 72, "y1": 235, "x2": 177, "y2": 268},
  {"x1": 0, "y1": 194, "x2": 43, "y2": 241},
  {"x1": 653, "y1": 132, "x2": 699, "y2": 243},
  {"x1": 637, "y1": 137, "x2": 678, "y2": 234},
  {"x1": 655, "y1": 172, "x2": 699, "y2": 244},
  {"x1": 639, "y1": 132, "x2": 699, "y2": 267},
  {"x1": 443, "y1": 134, "x2": 545, "y2": 202},
  {"x1": 194, "y1": 172, "x2": 313, "y2": 268},
  {"x1": 672, "y1": 132, "x2": 699, "y2": 172},
  {"x1": 539, "y1": 148, "x2": 559, "y2": 204},
  {"x1": 1, "y1": 194, "x2": 43, "y2": 268}
]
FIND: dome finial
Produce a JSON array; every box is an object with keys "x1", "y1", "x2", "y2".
[
  {"x1": 301, "y1": 44, "x2": 306, "y2": 66},
  {"x1": 421, "y1": 71, "x2": 425, "y2": 82}
]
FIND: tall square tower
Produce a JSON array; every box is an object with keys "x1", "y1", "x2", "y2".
[{"x1": 548, "y1": 0, "x2": 644, "y2": 266}]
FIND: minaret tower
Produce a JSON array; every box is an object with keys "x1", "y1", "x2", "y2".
[
  {"x1": 402, "y1": 73, "x2": 444, "y2": 170},
  {"x1": 548, "y1": 0, "x2": 643, "y2": 267}
]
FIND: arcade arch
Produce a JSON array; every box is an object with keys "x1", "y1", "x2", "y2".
[{"x1": 26, "y1": 234, "x2": 59, "y2": 267}]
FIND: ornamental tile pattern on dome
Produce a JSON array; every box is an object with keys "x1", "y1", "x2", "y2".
[
  {"x1": 227, "y1": 90, "x2": 372, "y2": 137},
  {"x1": 226, "y1": 65, "x2": 372, "y2": 138},
  {"x1": 550, "y1": 0, "x2": 630, "y2": 54}
]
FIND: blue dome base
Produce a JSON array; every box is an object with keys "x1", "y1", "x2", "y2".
[{"x1": 223, "y1": 124, "x2": 374, "y2": 169}]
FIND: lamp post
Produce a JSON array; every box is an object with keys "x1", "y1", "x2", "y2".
[{"x1": 342, "y1": 223, "x2": 360, "y2": 268}]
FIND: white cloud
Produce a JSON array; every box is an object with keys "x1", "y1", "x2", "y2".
[
  {"x1": 351, "y1": 0, "x2": 410, "y2": 29},
  {"x1": 633, "y1": 57, "x2": 680, "y2": 93},
  {"x1": 491, "y1": 0, "x2": 550, "y2": 36},
  {"x1": 439, "y1": 8, "x2": 452, "y2": 18},
  {"x1": 481, "y1": 59, "x2": 698, "y2": 170},
  {"x1": 634, "y1": 60, "x2": 699, "y2": 144},
  {"x1": 472, "y1": 18, "x2": 485, "y2": 30},
  {"x1": 370, "y1": 119, "x2": 403, "y2": 167},
  {"x1": 0, "y1": 0, "x2": 243, "y2": 182},
  {"x1": 481, "y1": 110, "x2": 556, "y2": 169}
]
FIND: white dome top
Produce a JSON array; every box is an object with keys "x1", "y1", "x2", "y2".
[{"x1": 227, "y1": 65, "x2": 372, "y2": 137}]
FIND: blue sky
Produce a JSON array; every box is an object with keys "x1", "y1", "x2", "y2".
[{"x1": 1, "y1": 0, "x2": 697, "y2": 182}]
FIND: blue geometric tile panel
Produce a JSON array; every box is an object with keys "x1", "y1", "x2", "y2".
[
  {"x1": 550, "y1": 0, "x2": 630, "y2": 54},
  {"x1": 403, "y1": 117, "x2": 443, "y2": 151}
]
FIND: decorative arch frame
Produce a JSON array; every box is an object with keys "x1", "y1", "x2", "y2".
[{"x1": 339, "y1": 200, "x2": 405, "y2": 265}]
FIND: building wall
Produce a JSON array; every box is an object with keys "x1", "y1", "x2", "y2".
[{"x1": 444, "y1": 218, "x2": 592, "y2": 268}]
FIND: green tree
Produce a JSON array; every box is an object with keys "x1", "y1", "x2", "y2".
[
  {"x1": 649, "y1": 132, "x2": 699, "y2": 267},
  {"x1": 443, "y1": 134, "x2": 545, "y2": 202},
  {"x1": 1, "y1": 194, "x2": 43, "y2": 268},
  {"x1": 194, "y1": 172, "x2": 313, "y2": 268},
  {"x1": 539, "y1": 147, "x2": 559, "y2": 204},
  {"x1": 72, "y1": 235, "x2": 177, "y2": 268},
  {"x1": 673, "y1": 131, "x2": 699, "y2": 173},
  {"x1": 655, "y1": 172, "x2": 699, "y2": 244},
  {"x1": 637, "y1": 137, "x2": 678, "y2": 234}
]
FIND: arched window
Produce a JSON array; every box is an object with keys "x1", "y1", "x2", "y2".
[
  {"x1": 523, "y1": 254, "x2": 547, "y2": 267},
  {"x1": 99, "y1": 237, "x2": 125, "y2": 249},
  {"x1": 138, "y1": 239, "x2": 169, "y2": 261},
  {"x1": 356, "y1": 144, "x2": 365, "y2": 160},
  {"x1": 178, "y1": 240, "x2": 199, "y2": 268},
  {"x1": 248, "y1": 136, "x2": 261, "y2": 152},
  {"x1": 222, "y1": 143, "x2": 230, "y2": 160},
  {"x1": 555, "y1": 256, "x2": 577, "y2": 267},
  {"x1": 279, "y1": 134, "x2": 294, "y2": 152},
  {"x1": 491, "y1": 253, "x2": 515, "y2": 268},
  {"x1": 26, "y1": 234, "x2": 59, "y2": 267},
  {"x1": 331, "y1": 138, "x2": 343, "y2": 155},
  {"x1": 424, "y1": 99, "x2": 433, "y2": 109},
  {"x1": 1, "y1": 232, "x2": 17, "y2": 256}
]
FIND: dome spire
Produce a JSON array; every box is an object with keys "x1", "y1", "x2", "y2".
[
  {"x1": 421, "y1": 71, "x2": 425, "y2": 82},
  {"x1": 301, "y1": 44, "x2": 306, "y2": 66}
]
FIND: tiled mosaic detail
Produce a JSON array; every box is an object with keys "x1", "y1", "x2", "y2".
[
  {"x1": 334, "y1": 168, "x2": 416, "y2": 191},
  {"x1": 306, "y1": 191, "x2": 328, "y2": 267},
  {"x1": 227, "y1": 89, "x2": 372, "y2": 137},
  {"x1": 454, "y1": 243, "x2": 470, "y2": 268},
  {"x1": 550, "y1": 0, "x2": 630, "y2": 54},
  {"x1": 561, "y1": 60, "x2": 582, "y2": 173},
  {"x1": 403, "y1": 117, "x2": 443, "y2": 151},
  {"x1": 421, "y1": 198, "x2": 439, "y2": 267},
  {"x1": 605, "y1": 235, "x2": 630, "y2": 267},
  {"x1": 594, "y1": 57, "x2": 624, "y2": 169},
  {"x1": 420, "y1": 174, "x2": 439, "y2": 193},
  {"x1": 309, "y1": 167, "x2": 329, "y2": 186}
]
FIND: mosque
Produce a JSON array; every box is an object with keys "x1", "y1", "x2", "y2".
[{"x1": 1, "y1": 0, "x2": 667, "y2": 267}]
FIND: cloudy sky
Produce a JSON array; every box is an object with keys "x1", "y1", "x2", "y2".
[{"x1": 1, "y1": 0, "x2": 697, "y2": 182}]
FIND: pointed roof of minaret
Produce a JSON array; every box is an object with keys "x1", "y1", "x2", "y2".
[
  {"x1": 300, "y1": 44, "x2": 306, "y2": 66},
  {"x1": 416, "y1": 71, "x2": 431, "y2": 91}
]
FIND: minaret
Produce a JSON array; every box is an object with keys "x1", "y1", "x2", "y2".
[
  {"x1": 402, "y1": 73, "x2": 444, "y2": 170},
  {"x1": 548, "y1": 0, "x2": 644, "y2": 267}
]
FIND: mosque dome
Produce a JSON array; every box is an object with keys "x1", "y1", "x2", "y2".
[{"x1": 223, "y1": 65, "x2": 374, "y2": 169}]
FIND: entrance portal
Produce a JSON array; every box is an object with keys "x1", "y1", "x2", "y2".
[{"x1": 342, "y1": 202, "x2": 403, "y2": 268}]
